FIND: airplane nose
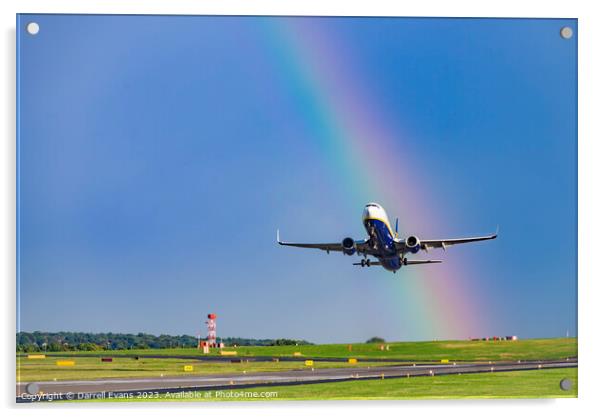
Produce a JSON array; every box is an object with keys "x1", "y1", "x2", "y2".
[{"x1": 363, "y1": 203, "x2": 383, "y2": 220}]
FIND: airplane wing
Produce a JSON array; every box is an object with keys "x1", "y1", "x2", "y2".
[
  {"x1": 277, "y1": 230, "x2": 372, "y2": 254},
  {"x1": 395, "y1": 229, "x2": 498, "y2": 253}
]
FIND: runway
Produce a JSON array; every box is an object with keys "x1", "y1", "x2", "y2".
[{"x1": 16, "y1": 358, "x2": 577, "y2": 402}]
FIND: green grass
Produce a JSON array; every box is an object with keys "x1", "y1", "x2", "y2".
[
  {"x1": 16, "y1": 356, "x2": 395, "y2": 382},
  {"x1": 34, "y1": 337, "x2": 576, "y2": 362},
  {"x1": 89, "y1": 368, "x2": 578, "y2": 401},
  {"x1": 18, "y1": 338, "x2": 577, "y2": 387}
]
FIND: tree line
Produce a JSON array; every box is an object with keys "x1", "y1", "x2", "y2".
[{"x1": 16, "y1": 331, "x2": 312, "y2": 352}]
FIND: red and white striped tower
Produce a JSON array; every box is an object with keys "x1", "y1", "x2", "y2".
[{"x1": 206, "y1": 313, "x2": 217, "y2": 347}]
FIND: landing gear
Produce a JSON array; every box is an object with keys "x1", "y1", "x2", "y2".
[{"x1": 355, "y1": 258, "x2": 372, "y2": 267}]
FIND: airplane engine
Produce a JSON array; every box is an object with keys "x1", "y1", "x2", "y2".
[
  {"x1": 405, "y1": 235, "x2": 421, "y2": 254},
  {"x1": 342, "y1": 237, "x2": 356, "y2": 255}
]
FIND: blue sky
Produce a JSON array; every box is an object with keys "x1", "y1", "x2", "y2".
[{"x1": 17, "y1": 15, "x2": 577, "y2": 343}]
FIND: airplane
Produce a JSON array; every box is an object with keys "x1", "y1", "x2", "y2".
[{"x1": 277, "y1": 202, "x2": 497, "y2": 273}]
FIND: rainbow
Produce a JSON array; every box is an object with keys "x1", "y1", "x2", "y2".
[{"x1": 262, "y1": 18, "x2": 489, "y2": 341}]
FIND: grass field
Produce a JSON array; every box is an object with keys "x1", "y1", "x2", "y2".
[
  {"x1": 18, "y1": 338, "x2": 577, "y2": 401},
  {"x1": 16, "y1": 356, "x2": 396, "y2": 382},
  {"x1": 17, "y1": 337, "x2": 577, "y2": 387},
  {"x1": 30, "y1": 337, "x2": 577, "y2": 362},
  {"x1": 89, "y1": 368, "x2": 578, "y2": 401}
]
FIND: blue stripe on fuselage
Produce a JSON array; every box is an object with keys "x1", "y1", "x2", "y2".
[
  {"x1": 364, "y1": 218, "x2": 396, "y2": 252},
  {"x1": 363, "y1": 218, "x2": 401, "y2": 271},
  {"x1": 364, "y1": 219, "x2": 401, "y2": 271},
  {"x1": 381, "y1": 257, "x2": 402, "y2": 271}
]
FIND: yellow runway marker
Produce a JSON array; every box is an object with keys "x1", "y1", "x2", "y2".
[
  {"x1": 184, "y1": 365, "x2": 193, "y2": 372},
  {"x1": 348, "y1": 358, "x2": 358, "y2": 364},
  {"x1": 56, "y1": 361, "x2": 75, "y2": 366},
  {"x1": 304, "y1": 360, "x2": 314, "y2": 366},
  {"x1": 27, "y1": 354, "x2": 45, "y2": 359}
]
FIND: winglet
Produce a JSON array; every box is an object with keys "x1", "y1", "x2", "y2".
[
  {"x1": 494, "y1": 225, "x2": 499, "y2": 238},
  {"x1": 276, "y1": 229, "x2": 282, "y2": 244}
]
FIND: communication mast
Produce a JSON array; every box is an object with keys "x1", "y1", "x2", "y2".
[
  {"x1": 198, "y1": 313, "x2": 222, "y2": 352},
  {"x1": 206, "y1": 313, "x2": 217, "y2": 347}
]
